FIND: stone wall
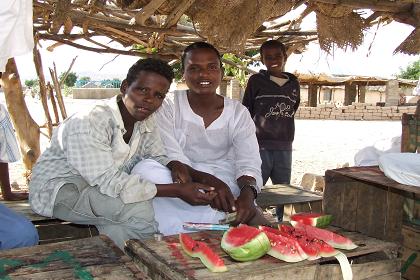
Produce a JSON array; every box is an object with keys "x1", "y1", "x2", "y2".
[
  {"x1": 296, "y1": 103, "x2": 417, "y2": 120},
  {"x1": 72, "y1": 88, "x2": 120, "y2": 99}
]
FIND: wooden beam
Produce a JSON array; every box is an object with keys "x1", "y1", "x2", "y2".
[
  {"x1": 132, "y1": 0, "x2": 166, "y2": 25},
  {"x1": 0, "y1": 59, "x2": 40, "y2": 171},
  {"x1": 164, "y1": 0, "x2": 196, "y2": 28}
]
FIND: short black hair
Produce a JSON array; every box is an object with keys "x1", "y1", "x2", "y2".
[
  {"x1": 260, "y1": 40, "x2": 287, "y2": 59},
  {"x1": 181, "y1": 42, "x2": 222, "y2": 70},
  {"x1": 125, "y1": 58, "x2": 174, "y2": 86}
]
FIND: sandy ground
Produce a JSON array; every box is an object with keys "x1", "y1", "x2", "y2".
[{"x1": 4, "y1": 96, "x2": 402, "y2": 190}]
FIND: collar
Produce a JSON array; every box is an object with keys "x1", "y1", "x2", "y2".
[{"x1": 106, "y1": 95, "x2": 154, "y2": 135}]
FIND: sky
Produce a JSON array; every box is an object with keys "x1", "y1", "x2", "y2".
[{"x1": 14, "y1": 10, "x2": 419, "y2": 82}]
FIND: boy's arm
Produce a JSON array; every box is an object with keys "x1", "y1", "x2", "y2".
[{"x1": 242, "y1": 75, "x2": 257, "y2": 117}]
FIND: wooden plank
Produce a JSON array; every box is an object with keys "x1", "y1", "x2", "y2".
[
  {"x1": 324, "y1": 170, "x2": 346, "y2": 227},
  {"x1": 365, "y1": 272, "x2": 401, "y2": 280},
  {"x1": 403, "y1": 264, "x2": 420, "y2": 280},
  {"x1": 36, "y1": 222, "x2": 99, "y2": 244},
  {"x1": 315, "y1": 259, "x2": 400, "y2": 280},
  {"x1": 402, "y1": 224, "x2": 420, "y2": 251},
  {"x1": 340, "y1": 180, "x2": 359, "y2": 231},
  {"x1": 385, "y1": 190, "x2": 404, "y2": 242},
  {"x1": 125, "y1": 229, "x2": 399, "y2": 280},
  {"x1": 257, "y1": 184, "x2": 322, "y2": 208},
  {"x1": 1, "y1": 200, "x2": 54, "y2": 222},
  {"x1": 0, "y1": 235, "x2": 147, "y2": 279},
  {"x1": 332, "y1": 166, "x2": 420, "y2": 195}
]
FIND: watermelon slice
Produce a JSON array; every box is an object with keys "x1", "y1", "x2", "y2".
[
  {"x1": 291, "y1": 212, "x2": 333, "y2": 228},
  {"x1": 221, "y1": 224, "x2": 271, "y2": 262},
  {"x1": 279, "y1": 224, "x2": 338, "y2": 260},
  {"x1": 179, "y1": 233, "x2": 227, "y2": 272},
  {"x1": 259, "y1": 226, "x2": 308, "y2": 262},
  {"x1": 290, "y1": 221, "x2": 358, "y2": 250}
]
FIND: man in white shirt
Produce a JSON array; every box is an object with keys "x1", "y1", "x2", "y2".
[{"x1": 29, "y1": 58, "x2": 215, "y2": 249}]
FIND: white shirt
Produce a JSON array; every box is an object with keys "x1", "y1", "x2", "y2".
[
  {"x1": 29, "y1": 96, "x2": 170, "y2": 217},
  {"x1": 151, "y1": 91, "x2": 262, "y2": 235},
  {"x1": 0, "y1": 103, "x2": 20, "y2": 163}
]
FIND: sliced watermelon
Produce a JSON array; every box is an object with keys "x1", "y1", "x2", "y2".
[
  {"x1": 291, "y1": 212, "x2": 333, "y2": 228},
  {"x1": 221, "y1": 224, "x2": 271, "y2": 262},
  {"x1": 259, "y1": 226, "x2": 307, "y2": 262},
  {"x1": 179, "y1": 233, "x2": 227, "y2": 272},
  {"x1": 278, "y1": 224, "x2": 338, "y2": 260},
  {"x1": 290, "y1": 221, "x2": 358, "y2": 250}
]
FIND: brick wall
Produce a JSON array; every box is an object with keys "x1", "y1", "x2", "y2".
[{"x1": 296, "y1": 103, "x2": 417, "y2": 120}]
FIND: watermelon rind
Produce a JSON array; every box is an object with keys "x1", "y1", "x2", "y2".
[
  {"x1": 291, "y1": 212, "x2": 333, "y2": 228},
  {"x1": 179, "y1": 234, "x2": 227, "y2": 272},
  {"x1": 290, "y1": 221, "x2": 358, "y2": 250},
  {"x1": 221, "y1": 225, "x2": 271, "y2": 262}
]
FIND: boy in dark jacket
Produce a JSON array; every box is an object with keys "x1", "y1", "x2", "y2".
[{"x1": 242, "y1": 40, "x2": 300, "y2": 220}]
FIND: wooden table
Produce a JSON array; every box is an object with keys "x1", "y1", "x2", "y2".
[
  {"x1": 126, "y1": 228, "x2": 400, "y2": 280},
  {"x1": 0, "y1": 235, "x2": 149, "y2": 279},
  {"x1": 257, "y1": 184, "x2": 323, "y2": 218}
]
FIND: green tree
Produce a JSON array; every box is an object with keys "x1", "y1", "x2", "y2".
[
  {"x1": 24, "y1": 79, "x2": 38, "y2": 88},
  {"x1": 59, "y1": 72, "x2": 78, "y2": 87},
  {"x1": 396, "y1": 59, "x2": 420, "y2": 80}
]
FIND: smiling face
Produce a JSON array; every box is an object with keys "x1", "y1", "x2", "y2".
[
  {"x1": 120, "y1": 70, "x2": 170, "y2": 121},
  {"x1": 183, "y1": 48, "x2": 222, "y2": 95},
  {"x1": 261, "y1": 46, "x2": 286, "y2": 77}
]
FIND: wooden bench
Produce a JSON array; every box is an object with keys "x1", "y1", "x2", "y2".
[
  {"x1": 0, "y1": 235, "x2": 148, "y2": 279},
  {"x1": 1, "y1": 200, "x2": 98, "y2": 244},
  {"x1": 126, "y1": 228, "x2": 400, "y2": 280},
  {"x1": 257, "y1": 184, "x2": 323, "y2": 219}
]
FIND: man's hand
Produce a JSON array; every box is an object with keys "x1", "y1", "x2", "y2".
[
  {"x1": 177, "y1": 182, "x2": 217, "y2": 206},
  {"x1": 167, "y1": 160, "x2": 191, "y2": 183},
  {"x1": 231, "y1": 187, "x2": 256, "y2": 225},
  {"x1": 199, "y1": 174, "x2": 236, "y2": 213}
]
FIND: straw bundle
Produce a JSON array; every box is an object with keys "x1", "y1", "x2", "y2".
[
  {"x1": 394, "y1": 28, "x2": 420, "y2": 55},
  {"x1": 186, "y1": 0, "x2": 294, "y2": 52},
  {"x1": 313, "y1": 2, "x2": 367, "y2": 54}
]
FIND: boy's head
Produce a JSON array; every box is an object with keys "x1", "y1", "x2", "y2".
[
  {"x1": 260, "y1": 40, "x2": 287, "y2": 77},
  {"x1": 181, "y1": 42, "x2": 223, "y2": 96},
  {"x1": 120, "y1": 58, "x2": 174, "y2": 121}
]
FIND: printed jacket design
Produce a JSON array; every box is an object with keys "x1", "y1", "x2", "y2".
[{"x1": 243, "y1": 70, "x2": 300, "y2": 150}]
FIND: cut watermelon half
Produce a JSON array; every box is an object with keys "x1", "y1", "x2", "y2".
[
  {"x1": 259, "y1": 226, "x2": 307, "y2": 262},
  {"x1": 278, "y1": 224, "x2": 338, "y2": 260},
  {"x1": 221, "y1": 224, "x2": 271, "y2": 262},
  {"x1": 179, "y1": 233, "x2": 227, "y2": 272},
  {"x1": 291, "y1": 212, "x2": 333, "y2": 228},
  {"x1": 290, "y1": 221, "x2": 358, "y2": 250}
]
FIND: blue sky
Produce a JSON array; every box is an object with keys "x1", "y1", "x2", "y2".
[{"x1": 15, "y1": 11, "x2": 419, "y2": 82}]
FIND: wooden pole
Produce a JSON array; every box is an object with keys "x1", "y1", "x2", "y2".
[
  {"x1": 0, "y1": 58, "x2": 40, "y2": 173},
  {"x1": 46, "y1": 82, "x2": 60, "y2": 123},
  {"x1": 33, "y1": 47, "x2": 53, "y2": 138},
  {"x1": 49, "y1": 64, "x2": 67, "y2": 120}
]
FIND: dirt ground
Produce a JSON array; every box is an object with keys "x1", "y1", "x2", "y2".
[{"x1": 6, "y1": 96, "x2": 402, "y2": 190}]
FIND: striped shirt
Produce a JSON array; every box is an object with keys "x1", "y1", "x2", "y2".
[
  {"x1": 29, "y1": 95, "x2": 170, "y2": 217},
  {"x1": 0, "y1": 103, "x2": 20, "y2": 163}
]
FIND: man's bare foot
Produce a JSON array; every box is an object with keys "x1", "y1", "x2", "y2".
[{"x1": 1, "y1": 191, "x2": 28, "y2": 201}]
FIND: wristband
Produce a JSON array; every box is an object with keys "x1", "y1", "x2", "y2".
[{"x1": 240, "y1": 183, "x2": 258, "y2": 199}]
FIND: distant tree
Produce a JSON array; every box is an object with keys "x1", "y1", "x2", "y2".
[
  {"x1": 396, "y1": 59, "x2": 420, "y2": 80},
  {"x1": 100, "y1": 78, "x2": 121, "y2": 88},
  {"x1": 59, "y1": 72, "x2": 78, "y2": 87},
  {"x1": 79, "y1": 76, "x2": 91, "y2": 83},
  {"x1": 172, "y1": 61, "x2": 182, "y2": 81},
  {"x1": 24, "y1": 79, "x2": 38, "y2": 88}
]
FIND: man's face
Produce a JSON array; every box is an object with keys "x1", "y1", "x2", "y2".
[
  {"x1": 121, "y1": 70, "x2": 170, "y2": 121},
  {"x1": 261, "y1": 46, "x2": 286, "y2": 76},
  {"x1": 183, "y1": 48, "x2": 222, "y2": 95}
]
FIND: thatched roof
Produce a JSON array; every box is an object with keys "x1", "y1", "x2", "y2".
[{"x1": 33, "y1": 0, "x2": 420, "y2": 62}]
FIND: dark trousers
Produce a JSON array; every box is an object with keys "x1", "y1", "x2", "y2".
[{"x1": 260, "y1": 149, "x2": 292, "y2": 221}]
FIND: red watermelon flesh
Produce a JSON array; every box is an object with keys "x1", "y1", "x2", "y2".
[
  {"x1": 291, "y1": 212, "x2": 333, "y2": 228},
  {"x1": 259, "y1": 226, "x2": 308, "y2": 262},
  {"x1": 279, "y1": 224, "x2": 338, "y2": 260},
  {"x1": 179, "y1": 233, "x2": 227, "y2": 272},
  {"x1": 291, "y1": 221, "x2": 358, "y2": 250}
]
